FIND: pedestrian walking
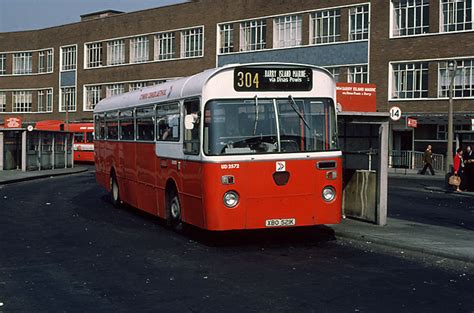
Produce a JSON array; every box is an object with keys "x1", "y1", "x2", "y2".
[
  {"x1": 463, "y1": 145, "x2": 474, "y2": 191},
  {"x1": 420, "y1": 144, "x2": 435, "y2": 175}
]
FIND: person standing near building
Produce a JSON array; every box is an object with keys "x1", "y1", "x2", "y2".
[
  {"x1": 420, "y1": 144, "x2": 435, "y2": 175},
  {"x1": 463, "y1": 145, "x2": 474, "y2": 191},
  {"x1": 453, "y1": 148, "x2": 464, "y2": 192}
]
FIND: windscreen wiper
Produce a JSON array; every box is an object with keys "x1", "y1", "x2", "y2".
[
  {"x1": 288, "y1": 95, "x2": 311, "y2": 130},
  {"x1": 253, "y1": 95, "x2": 259, "y2": 135}
]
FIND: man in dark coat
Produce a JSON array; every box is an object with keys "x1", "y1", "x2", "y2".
[
  {"x1": 463, "y1": 145, "x2": 474, "y2": 191},
  {"x1": 420, "y1": 144, "x2": 435, "y2": 175}
]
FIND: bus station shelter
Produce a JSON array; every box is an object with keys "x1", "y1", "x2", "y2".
[
  {"x1": 338, "y1": 112, "x2": 390, "y2": 226},
  {"x1": 0, "y1": 128, "x2": 74, "y2": 171}
]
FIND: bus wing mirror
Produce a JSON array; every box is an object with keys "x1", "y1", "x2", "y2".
[{"x1": 184, "y1": 115, "x2": 195, "y2": 130}]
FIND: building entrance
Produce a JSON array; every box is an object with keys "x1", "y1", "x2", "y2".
[{"x1": 3, "y1": 131, "x2": 22, "y2": 170}]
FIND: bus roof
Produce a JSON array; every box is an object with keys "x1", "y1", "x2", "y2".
[{"x1": 93, "y1": 63, "x2": 331, "y2": 114}]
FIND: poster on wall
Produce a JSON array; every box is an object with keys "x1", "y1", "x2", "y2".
[
  {"x1": 336, "y1": 83, "x2": 376, "y2": 112},
  {"x1": 4, "y1": 117, "x2": 22, "y2": 128}
]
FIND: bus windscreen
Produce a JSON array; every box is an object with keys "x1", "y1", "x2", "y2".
[{"x1": 204, "y1": 98, "x2": 337, "y2": 156}]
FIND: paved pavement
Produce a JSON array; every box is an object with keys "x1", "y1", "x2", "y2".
[
  {"x1": 0, "y1": 166, "x2": 473, "y2": 264},
  {"x1": 0, "y1": 167, "x2": 88, "y2": 184}
]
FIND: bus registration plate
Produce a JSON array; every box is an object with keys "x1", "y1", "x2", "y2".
[{"x1": 265, "y1": 218, "x2": 296, "y2": 227}]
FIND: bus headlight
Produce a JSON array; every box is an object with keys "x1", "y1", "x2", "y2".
[
  {"x1": 223, "y1": 191, "x2": 239, "y2": 208},
  {"x1": 322, "y1": 186, "x2": 336, "y2": 202}
]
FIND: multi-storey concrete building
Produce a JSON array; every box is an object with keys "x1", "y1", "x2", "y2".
[{"x1": 0, "y1": 0, "x2": 472, "y2": 154}]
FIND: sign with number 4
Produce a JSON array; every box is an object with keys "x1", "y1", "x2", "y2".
[{"x1": 389, "y1": 106, "x2": 402, "y2": 121}]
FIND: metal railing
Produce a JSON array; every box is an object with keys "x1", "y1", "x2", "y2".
[{"x1": 389, "y1": 150, "x2": 445, "y2": 172}]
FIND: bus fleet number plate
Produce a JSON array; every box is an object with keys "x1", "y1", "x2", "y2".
[{"x1": 265, "y1": 218, "x2": 296, "y2": 227}]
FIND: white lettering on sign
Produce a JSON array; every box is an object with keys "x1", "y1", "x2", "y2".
[{"x1": 276, "y1": 161, "x2": 286, "y2": 172}]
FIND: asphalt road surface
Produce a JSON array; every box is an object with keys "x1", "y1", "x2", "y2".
[
  {"x1": 0, "y1": 170, "x2": 473, "y2": 312},
  {"x1": 388, "y1": 175, "x2": 474, "y2": 231}
]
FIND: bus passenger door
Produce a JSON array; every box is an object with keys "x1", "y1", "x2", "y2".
[{"x1": 180, "y1": 99, "x2": 204, "y2": 227}]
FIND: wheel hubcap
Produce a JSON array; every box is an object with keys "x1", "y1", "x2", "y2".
[
  {"x1": 112, "y1": 179, "x2": 118, "y2": 201},
  {"x1": 171, "y1": 198, "x2": 180, "y2": 219}
]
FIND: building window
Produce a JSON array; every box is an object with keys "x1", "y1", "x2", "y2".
[
  {"x1": 61, "y1": 87, "x2": 76, "y2": 112},
  {"x1": 86, "y1": 43, "x2": 103, "y2": 68},
  {"x1": 0, "y1": 92, "x2": 6, "y2": 112},
  {"x1": 39, "y1": 49, "x2": 53, "y2": 73},
  {"x1": 106, "y1": 84, "x2": 124, "y2": 98},
  {"x1": 47, "y1": 50, "x2": 53, "y2": 72},
  {"x1": 441, "y1": 0, "x2": 473, "y2": 32},
  {"x1": 0, "y1": 54, "x2": 6, "y2": 75},
  {"x1": 325, "y1": 67, "x2": 340, "y2": 82},
  {"x1": 349, "y1": 5, "x2": 369, "y2": 40},
  {"x1": 273, "y1": 15, "x2": 302, "y2": 48},
  {"x1": 219, "y1": 24, "x2": 234, "y2": 54},
  {"x1": 85, "y1": 85, "x2": 102, "y2": 111},
  {"x1": 348, "y1": 65, "x2": 368, "y2": 83},
  {"x1": 130, "y1": 36, "x2": 149, "y2": 63},
  {"x1": 439, "y1": 60, "x2": 473, "y2": 98},
  {"x1": 13, "y1": 52, "x2": 33, "y2": 75},
  {"x1": 107, "y1": 40, "x2": 125, "y2": 65},
  {"x1": 181, "y1": 27, "x2": 204, "y2": 58},
  {"x1": 38, "y1": 89, "x2": 53, "y2": 113},
  {"x1": 129, "y1": 82, "x2": 146, "y2": 91},
  {"x1": 391, "y1": 62, "x2": 428, "y2": 99},
  {"x1": 154, "y1": 32, "x2": 175, "y2": 60},
  {"x1": 13, "y1": 91, "x2": 33, "y2": 112},
  {"x1": 310, "y1": 9, "x2": 341, "y2": 44},
  {"x1": 437, "y1": 124, "x2": 447, "y2": 140},
  {"x1": 61, "y1": 46, "x2": 76, "y2": 71},
  {"x1": 392, "y1": 0, "x2": 430, "y2": 37},
  {"x1": 240, "y1": 20, "x2": 266, "y2": 51}
]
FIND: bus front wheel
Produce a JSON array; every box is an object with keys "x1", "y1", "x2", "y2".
[
  {"x1": 110, "y1": 173, "x2": 121, "y2": 208},
  {"x1": 167, "y1": 190, "x2": 183, "y2": 231}
]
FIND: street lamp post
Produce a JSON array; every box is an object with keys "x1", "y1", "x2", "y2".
[{"x1": 445, "y1": 60, "x2": 457, "y2": 174}]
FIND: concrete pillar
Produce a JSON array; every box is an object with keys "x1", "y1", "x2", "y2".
[
  {"x1": 21, "y1": 130, "x2": 27, "y2": 171},
  {"x1": 0, "y1": 132, "x2": 4, "y2": 170},
  {"x1": 377, "y1": 121, "x2": 389, "y2": 226}
]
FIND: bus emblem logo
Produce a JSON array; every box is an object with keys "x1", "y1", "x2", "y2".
[{"x1": 276, "y1": 161, "x2": 286, "y2": 172}]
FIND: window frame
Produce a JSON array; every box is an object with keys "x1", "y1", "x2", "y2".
[
  {"x1": 390, "y1": 62, "x2": 429, "y2": 100},
  {"x1": 60, "y1": 87, "x2": 77, "y2": 112},
  {"x1": 107, "y1": 40, "x2": 125, "y2": 66},
  {"x1": 240, "y1": 19, "x2": 267, "y2": 51},
  {"x1": 85, "y1": 42, "x2": 103, "y2": 68},
  {"x1": 349, "y1": 5, "x2": 370, "y2": 41},
  {"x1": 130, "y1": 36, "x2": 149, "y2": 64},
  {"x1": 85, "y1": 85, "x2": 103, "y2": 111},
  {"x1": 154, "y1": 32, "x2": 176, "y2": 61},
  {"x1": 219, "y1": 23, "x2": 234, "y2": 54},
  {"x1": 391, "y1": 0, "x2": 430, "y2": 37},
  {"x1": 440, "y1": 0, "x2": 473, "y2": 32},
  {"x1": 310, "y1": 9, "x2": 341, "y2": 44},
  {"x1": 273, "y1": 15, "x2": 303, "y2": 48},
  {"x1": 61, "y1": 45, "x2": 77, "y2": 71},
  {"x1": 181, "y1": 27, "x2": 204, "y2": 58},
  {"x1": 13, "y1": 52, "x2": 33, "y2": 75},
  {"x1": 12, "y1": 90, "x2": 33, "y2": 113}
]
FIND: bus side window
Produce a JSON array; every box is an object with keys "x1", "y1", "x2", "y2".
[
  {"x1": 157, "y1": 102, "x2": 180, "y2": 141},
  {"x1": 183, "y1": 99, "x2": 200, "y2": 155},
  {"x1": 86, "y1": 132, "x2": 94, "y2": 143},
  {"x1": 74, "y1": 132, "x2": 85, "y2": 143},
  {"x1": 136, "y1": 106, "x2": 155, "y2": 141}
]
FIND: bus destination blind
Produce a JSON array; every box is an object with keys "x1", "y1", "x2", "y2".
[{"x1": 234, "y1": 67, "x2": 312, "y2": 92}]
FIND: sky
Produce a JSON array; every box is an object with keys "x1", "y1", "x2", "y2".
[{"x1": 0, "y1": 0, "x2": 186, "y2": 32}]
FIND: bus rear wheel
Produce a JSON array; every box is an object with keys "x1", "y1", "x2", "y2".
[
  {"x1": 110, "y1": 173, "x2": 121, "y2": 208},
  {"x1": 167, "y1": 190, "x2": 183, "y2": 231}
]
